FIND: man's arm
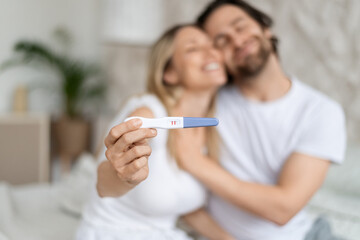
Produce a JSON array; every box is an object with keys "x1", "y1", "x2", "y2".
[
  {"x1": 182, "y1": 208, "x2": 235, "y2": 240},
  {"x1": 183, "y1": 152, "x2": 330, "y2": 226}
]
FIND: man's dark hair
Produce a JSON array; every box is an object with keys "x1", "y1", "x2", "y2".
[{"x1": 196, "y1": 0, "x2": 279, "y2": 55}]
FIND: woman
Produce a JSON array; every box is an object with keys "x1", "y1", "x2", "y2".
[{"x1": 76, "y1": 24, "x2": 233, "y2": 240}]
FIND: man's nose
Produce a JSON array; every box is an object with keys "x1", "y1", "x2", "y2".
[{"x1": 231, "y1": 32, "x2": 246, "y2": 49}]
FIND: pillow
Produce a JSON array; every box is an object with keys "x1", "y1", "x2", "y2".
[{"x1": 54, "y1": 153, "x2": 97, "y2": 217}]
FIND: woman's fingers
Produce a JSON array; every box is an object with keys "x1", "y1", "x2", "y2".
[
  {"x1": 103, "y1": 118, "x2": 156, "y2": 185},
  {"x1": 104, "y1": 119, "x2": 143, "y2": 148},
  {"x1": 114, "y1": 128, "x2": 157, "y2": 152},
  {"x1": 105, "y1": 140, "x2": 153, "y2": 185},
  {"x1": 116, "y1": 157, "x2": 149, "y2": 184},
  {"x1": 109, "y1": 145, "x2": 152, "y2": 168}
]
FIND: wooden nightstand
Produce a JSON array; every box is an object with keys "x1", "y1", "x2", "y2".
[{"x1": 0, "y1": 113, "x2": 50, "y2": 185}]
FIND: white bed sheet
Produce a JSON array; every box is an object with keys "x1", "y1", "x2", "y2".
[
  {"x1": 0, "y1": 145, "x2": 359, "y2": 240},
  {"x1": 0, "y1": 153, "x2": 96, "y2": 240}
]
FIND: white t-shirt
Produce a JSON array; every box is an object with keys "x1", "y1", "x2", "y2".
[
  {"x1": 210, "y1": 77, "x2": 346, "y2": 240},
  {"x1": 77, "y1": 94, "x2": 206, "y2": 240}
]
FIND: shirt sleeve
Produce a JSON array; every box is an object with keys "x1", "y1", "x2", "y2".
[{"x1": 294, "y1": 100, "x2": 346, "y2": 164}]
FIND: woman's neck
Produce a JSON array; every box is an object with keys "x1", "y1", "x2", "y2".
[{"x1": 172, "y1": 89, "x2": 214, "y2": 117}]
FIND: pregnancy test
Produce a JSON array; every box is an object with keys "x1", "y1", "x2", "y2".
[{"x1": 124, "y1": 117, "x2": 219, "y2": 129}]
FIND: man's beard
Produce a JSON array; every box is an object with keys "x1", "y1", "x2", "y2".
[{"x1": 233, "y1": 38, "x2": 272, "y2": 78}]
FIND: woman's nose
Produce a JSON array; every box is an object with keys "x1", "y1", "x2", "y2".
[{"x1": 205, "y1": 45, "x2": 221, "y2": 61}]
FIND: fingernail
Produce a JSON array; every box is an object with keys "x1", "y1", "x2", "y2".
[
  {"x1": 151, "y1": 129, "x2": 157, "y2": 135},
  {"x1": 134, "y1": 119, "x2": 142, "y2": 127}
]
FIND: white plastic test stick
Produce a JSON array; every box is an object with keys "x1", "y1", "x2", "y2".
[{"x1": 124, "y1": 117, "x2": 219, "y2": 129}]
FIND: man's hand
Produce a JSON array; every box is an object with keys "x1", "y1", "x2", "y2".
[
  {"x1": 174, "y1": 128, "x2": 205, "y2": 171},
  {"x1": 104, "y1": 118, "x2": 157, "y2": 185}
]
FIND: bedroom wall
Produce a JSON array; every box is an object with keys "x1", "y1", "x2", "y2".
[
  {"x1": 102, "y1": 0, "x2": 360, "y2": 143},
  {"x1": 0, "y1": 0, "x2": 101, "y2": 115},
  {"x1": 0, "y1": 0, "x2": 358, "y2": 144}
]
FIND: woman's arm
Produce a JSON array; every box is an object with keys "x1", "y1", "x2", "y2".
[
  {"x1": 97, "y1": 107, "x2": 157, "y2": 198},
  {"x1": 181, "y1": 153, "x2": 330, "y2": 226},
  {"x1": 97, "y1": 160, "x2": 137, "y2": 197},
  {"x1": 182, "y1": 208, "x2": 235, "y2": 240}
]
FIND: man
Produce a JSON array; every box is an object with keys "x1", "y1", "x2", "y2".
[
  {"x1": 98, "y1": 1, "x2": 346, "y2": 239},
  {"x1": 178, "y1": 0, "x2": 345, "y2": 239}
]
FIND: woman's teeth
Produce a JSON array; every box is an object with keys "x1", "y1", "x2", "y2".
[{"x1": 204, "y1": 62, "x2": 220, "y2": 71}]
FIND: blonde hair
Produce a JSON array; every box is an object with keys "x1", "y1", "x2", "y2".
[{"x1": 146, "y1": 24, "x2": 219, "y2": 162}]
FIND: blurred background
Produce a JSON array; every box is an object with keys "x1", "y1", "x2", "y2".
[{"x1": 0, "y1": 0, "x2": 359, "y2": 240}]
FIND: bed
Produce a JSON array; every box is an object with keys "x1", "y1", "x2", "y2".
[
  {"x1": 0, "y1": 145, "x2": 359, "y2": 240},
  {"x1": 0, "y1": 154, "x2": 95, "y2": 240}
]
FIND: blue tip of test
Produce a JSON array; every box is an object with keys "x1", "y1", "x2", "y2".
[{"x1": 183, "y1": 117, "x2": 219, "y2": 128}]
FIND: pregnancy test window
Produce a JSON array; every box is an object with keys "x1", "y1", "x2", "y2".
[{"x1": 169, "y1": 120, "x2": 180, "y2": 126}]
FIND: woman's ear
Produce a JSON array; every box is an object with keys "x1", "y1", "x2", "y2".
[{"x1": 163, "y1": 67, "x2": 179, "y2": 85}]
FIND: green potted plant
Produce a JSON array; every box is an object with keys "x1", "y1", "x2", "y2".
[{"x1": 2, "y1": 30, "x2": 106, "y2": 172}]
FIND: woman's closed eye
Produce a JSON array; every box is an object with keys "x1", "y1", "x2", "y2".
[{"x1": 186, "y1": 46, "x2": 200, "y2": 53}]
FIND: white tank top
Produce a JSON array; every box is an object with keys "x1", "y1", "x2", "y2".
[{"x1": 80, "y1": 94, "x2": 206, "y2": 239}]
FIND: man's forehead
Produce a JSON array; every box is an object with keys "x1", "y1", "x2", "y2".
[{"x1": 204, "y1": 4, "x2": 250, "y2": 37}]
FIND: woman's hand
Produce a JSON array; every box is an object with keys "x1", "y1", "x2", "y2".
[{"x1": 104, "y1": 118, "x2": 157, "y2": 185}]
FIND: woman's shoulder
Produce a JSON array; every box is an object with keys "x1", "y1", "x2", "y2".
[
  {"x1": 128, "y1": 106, "x2": 154, "y2": 118},
  {"x1": 122, "y1": 93, "x2": 167, "y2": 119}
]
